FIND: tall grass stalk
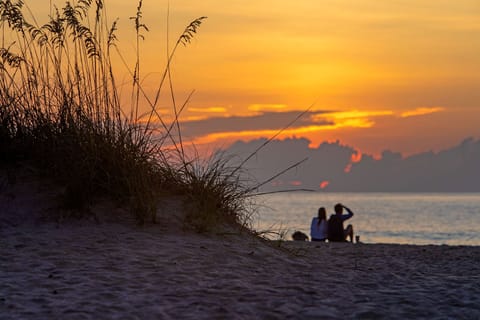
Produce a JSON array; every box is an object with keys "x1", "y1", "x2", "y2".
[
  {"x1": 0, "y1": 0, "x2": 307, "y2": 233},
  {"x1": 0, "y1": 0, "x2": 230, "y2": 228}
]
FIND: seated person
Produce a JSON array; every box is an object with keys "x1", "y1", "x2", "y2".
[
  {"x1": 310, "y1": 207, "x2": 328, "y2": 241},
  {"x1": 327, "y1": 203, "x2": 354, "y2": 242}
]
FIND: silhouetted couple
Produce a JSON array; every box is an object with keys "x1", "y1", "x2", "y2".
[{"x1": 310, "y1": 203, "x2": 354, "y2": 242}]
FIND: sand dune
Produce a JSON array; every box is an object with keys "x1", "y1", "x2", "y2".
[{"x1": 1, "y1": 174, "x2": 480, "y2": 319}]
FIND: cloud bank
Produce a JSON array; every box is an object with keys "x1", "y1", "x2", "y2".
[{"x1": 222, "y1": 137, "x2": 480, "y2": 192}]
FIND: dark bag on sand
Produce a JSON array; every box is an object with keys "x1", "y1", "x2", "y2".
[
  {"x1": 327, "y1": 215, "x2": 344, "y2": 242},
  {"x1": 292, "y1": 231, "x2": 309, "y2": 241}
]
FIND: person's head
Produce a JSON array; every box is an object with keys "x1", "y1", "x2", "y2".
[
  {"x1": 334, "y1": 203, "x2": 343, "y2": 215},
  {"x1": 318, "y1": 207, "x2": 326, "y2": 220}
]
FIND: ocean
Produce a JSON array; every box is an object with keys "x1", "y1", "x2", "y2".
[{"x1": 253, "y1": 192, "x2": 480, "y2": 246}]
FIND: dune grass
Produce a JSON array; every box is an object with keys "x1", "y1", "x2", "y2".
[{"x1": 0, "y1": 0, "x2": 254, "y2": 231}]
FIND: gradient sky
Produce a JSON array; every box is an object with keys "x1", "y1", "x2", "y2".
[{"x1": 26, "y1": 0, "x2": 480, "y2": 156}]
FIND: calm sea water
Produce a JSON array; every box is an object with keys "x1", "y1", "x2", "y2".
[{"x1": 253, "y1": 192, "x2": 480, "y2": 246}]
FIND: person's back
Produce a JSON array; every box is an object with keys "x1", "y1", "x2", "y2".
[
  {"x1": 327, "y1": 203, "x2": 354, "y2": 242},
  {"x1": 310, "y1": 207, "x2": 328, "y2": 241},
  {"x1": 327, "y1": 214, "x2": 344, "y2": 242}
]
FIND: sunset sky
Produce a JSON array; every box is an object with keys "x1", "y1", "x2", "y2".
[{"x1": 26, "y1": 0, "x2": 480, "y2": 156}]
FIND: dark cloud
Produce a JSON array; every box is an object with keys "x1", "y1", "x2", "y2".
[
  {"x1": 223, "y1": 138, "x2": 357, "y2": 190},
  {"x1": 180, "y1": 111, "x2": 332, "y2": 138},
  {"x1": 222, "y1": 137, "x2": 480, "y2": 192}
]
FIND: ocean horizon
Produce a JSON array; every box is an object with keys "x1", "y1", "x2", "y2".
[{"x1": 254, "y1": 192, "x2": 480, "y2": 246}]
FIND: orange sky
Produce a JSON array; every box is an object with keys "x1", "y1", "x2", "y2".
[{"x1": 25, "y1": 0, "x2": 480, "y2": 156}]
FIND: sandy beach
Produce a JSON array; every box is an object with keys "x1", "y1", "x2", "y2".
[{"x1": 1, "y1": 174, "x2": 480, "y2": 319}]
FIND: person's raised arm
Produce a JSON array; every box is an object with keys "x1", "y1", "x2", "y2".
[{"x1": 342, "y1": 204, "x2": 354, "y2": 219}]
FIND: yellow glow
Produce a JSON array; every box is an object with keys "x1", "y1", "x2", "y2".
[
  {"x1": 400, "y1": 107, "x2": 445, "y2": 118},
  {"x1": 191, "y1": 117, "x2": 375, "y2": 146},
  {"x1": 189, "y1": 107, "x2": 228, "y2": 113},
  {"x1": 248, "y1": 104, "x2": 289, "y2": 112},
  {"x1": 320, "y1": 110, "x2": 394, "y2": 120},
  {"x1": 193, "y1": 125, "x2": 335, "y2": 143},
  {"x1": 336, "y1": 118, "x2": 375, "y2": 128},
  {"x1": 182, "y1": 115, "x2": 209, "y2": 121},
  {"x1": 310, "y1": 110, "x2": 389, "y2": 130}
]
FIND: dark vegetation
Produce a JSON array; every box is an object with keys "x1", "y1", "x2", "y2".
[{"x1": 0, "y1": 0, "x2": 253, "y2": 232}]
